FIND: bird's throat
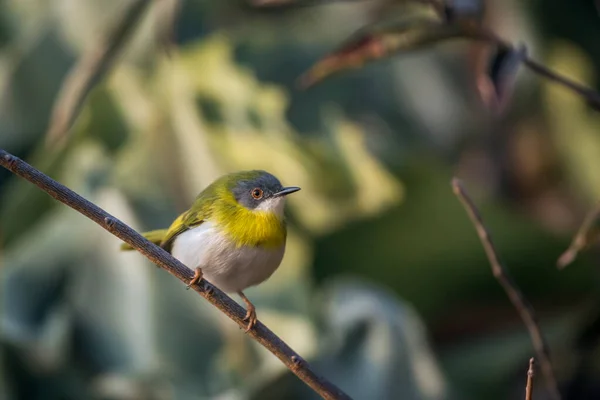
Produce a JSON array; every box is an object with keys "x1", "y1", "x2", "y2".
[{"x1": 215, "y1": 205, "x2": 286, "y2": 249}]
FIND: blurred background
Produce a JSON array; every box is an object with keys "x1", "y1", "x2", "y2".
[{"x1": 1, "y1": 0, "x2": 600, "y2": 399}]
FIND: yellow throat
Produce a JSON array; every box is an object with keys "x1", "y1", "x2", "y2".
[{"x1": 213, "y1": 200, "x2": 287, "y2": 249}]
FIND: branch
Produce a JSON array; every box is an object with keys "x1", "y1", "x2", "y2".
[
  {"x1": 526, "y1": 357, "x2": 535, "y2": 400},
  {"x1": 522, "y1": 58, "x2": 600, "y2": 110},
  {"x1": 451, "y1": 178, "x2": 561, "y2": 400},
  {"x1": 557, "y1": 202, "x2": 600, "y2": 269},
  {"x1": 294, "y1": 5, "x2": 600, "y2": 110},
  {"x1": 45, "y1": 0, "x2": 152, "y2": 149},
  {"x1": 0, "y1": 149, "x2": 352, "y2": 400},
  {"x1": 474, "y1": 30, "x2": 600, "y2": 110}
]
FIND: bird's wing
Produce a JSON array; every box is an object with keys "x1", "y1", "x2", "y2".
[{"x1": 159, "y1": 210, "x2": 204, "y2": 253}]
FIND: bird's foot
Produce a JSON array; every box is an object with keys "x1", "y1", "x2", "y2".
[
  {"x1": 238, "y1": 291, "x2": 257, "y2": 332},
  {"x1": 242, "y1": 305, "x2": 257, "y2": 332},
  {"x1": 186, "y1": 267, "x2": 203, "y2": 290}
]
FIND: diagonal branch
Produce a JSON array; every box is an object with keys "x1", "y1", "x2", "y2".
[
  {"x1": 557, "y1": 201, "x2": 600, "y2": 269},
  {"x1": 462, "y1": 29, "x2": 600, "y2": 110},
  {"x1": 451, "y1": 178, "x2": 561, "y2": 400},
  {"x1": 45, "y1": 0, "x2": 153, "y2": 149},
  {"x1": 522, "y1": 58, "x2": 600, "y2": 110},
  {"x1": 0, "y1": 148, "x2": 352, "y2": 400}
]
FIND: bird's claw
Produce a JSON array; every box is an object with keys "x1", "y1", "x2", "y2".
[
  {"x1": 187, "y1": 267, "x2": 203, "y2": 290},
  {"x1": 237, "y1": 291, "x2": 257, "y2": 332},
  {"x1": 242, "y1": 307, "x2": 257, "y2": 332}
]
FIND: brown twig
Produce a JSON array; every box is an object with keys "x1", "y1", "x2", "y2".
[
  {"x1": 292, "y1": 0, "x2": 600, "y2": 110},
  {"x1": 526, "y1": 357, "x2": 535, "y2": 400},
  {"x1": 45, "y1": 0, "x2": 152, "y2": 149},
  {"x1": 557, "y1": 202, "x2": 600, "y2": 269},
  {"x1": 0, "y1": 148, "x2": 352, "y2": 400},
  {"x1": 469, "y1": 29, "x2": 600, "y2": 110},
  {"x1": 522, "y1": 58, "x2": 600, "y2": 110},
  {"x1": 451, "y1": 178, "x2": 561, "y2": 400}
]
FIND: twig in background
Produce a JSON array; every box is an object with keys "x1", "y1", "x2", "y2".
[
  {"x1": 45, "y1": 0, "x2": 152, "y2": 149},
  {"x1": 526, "y1": 357, "x2": 535, "y2": 400},
  {"x1": 522, "y1": 58, "x2": 600, "y2": 110},
  {"x1": 288, "y1": 0, "x2": 600, "y2": 112},
  {"x1": 0, "y1": 149, "x2": 353, "y2": 400},
  {"x1": 557, "y1": 202, "x2": 600, "y2": 269},
  {"x1": 451, "y1": 178, "x2": 561, "y2": 400},
  {"x1": 156, "y1": 0, "x2": 181, "y2": 56},
  {"x1": 470, "y1": 31, "x2": 600, "y2": 109}
]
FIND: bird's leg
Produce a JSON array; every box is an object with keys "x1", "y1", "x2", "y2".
[
  {"x1": 186, "y1": 267, "x2": 203, "y2": 290},
  {"x1": 237, "y1": 291, "x2": 257, "y2": 332}
]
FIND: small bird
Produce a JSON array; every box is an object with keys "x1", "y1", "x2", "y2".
[{"x1": 121, "y1": 170, "x2": 300, "y2": 331}]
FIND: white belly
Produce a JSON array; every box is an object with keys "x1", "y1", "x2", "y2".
[{"x1": 170, "y1": 221, "x2": 285, "y2": 293}]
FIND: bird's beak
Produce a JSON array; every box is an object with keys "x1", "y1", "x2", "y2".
[{"x1": 273, "y1": 186, "x2": 301, "y2": 197}]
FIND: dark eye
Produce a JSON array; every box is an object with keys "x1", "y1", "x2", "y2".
[{"x1": 251, "y1": 188, "x2": 263, "y2": 200}]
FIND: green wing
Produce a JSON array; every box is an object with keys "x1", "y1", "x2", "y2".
[
  {"x1": 119, "y1": 212, "x2": 204, "y2": 253},
  {"x1": 158, "y1": 209, "x2": 205, "y2": 253},
  {"x1": 119, "y1": 213, "x2": 203, "y2": 253},
  {"x1": 120, "y1": 183, "x2": 216, "y2": 253},
  {"x1": 159, "y1": 183, "x2": 219, "y2": 252}
]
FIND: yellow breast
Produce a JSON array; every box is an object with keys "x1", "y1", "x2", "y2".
[{"x1": 214, "y1": 203, "x2": 286, "y2": 249}]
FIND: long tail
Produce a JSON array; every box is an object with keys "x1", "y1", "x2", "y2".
[{"x1": 120, "y1": 229, "x2": 169, "y2": 250}]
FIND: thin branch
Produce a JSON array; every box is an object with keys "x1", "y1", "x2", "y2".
[
  {"x1": 294, "y1": 4, "x2": 600, "y2": 110},
  {"x1": 451, "y1": 178, "x2": 561, "y2": 400},
  {"x1": 522, "y1": 58, "x2": 600, "y2": 110},
  {"x1": 472, "y1": 29, "x2": 600, "y2": 110},
  {"x1": 526, "y1": 357, "x2": 535, "y2": 400},
  {"x1": 557, "y1": 202, "x2": 600, "y2": 269},
  {"x1": 0, "y1": 148, "x2": 352, "y2": 400},
  {"x1": 45, "y1": 0, "x2": 152, "y2": 149}
]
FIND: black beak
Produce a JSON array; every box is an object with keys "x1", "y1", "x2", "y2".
[{"x1": 273, "y1": 186, "x2": 301, "y2": 197}]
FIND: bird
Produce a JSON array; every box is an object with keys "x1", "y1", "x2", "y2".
[{"x1": 120, "y1": 170, "x2": 300, "y2": 331}]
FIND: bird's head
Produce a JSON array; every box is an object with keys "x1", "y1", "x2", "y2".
[{"x1": 223, "y1": 170, "x2": 300, "y2": 217}]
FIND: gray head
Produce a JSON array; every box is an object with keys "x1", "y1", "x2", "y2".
[{"x1": 229, "y1": 170, "x2": 300, "y2": 214}]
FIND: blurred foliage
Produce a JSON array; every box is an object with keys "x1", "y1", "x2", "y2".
[{"x1": 1, "y1": 0, "x2": 600, "y2": 399}]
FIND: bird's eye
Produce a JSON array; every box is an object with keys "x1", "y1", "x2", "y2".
[{"x1": 251, "y1": 188, "x2": 263, "y2": 200}]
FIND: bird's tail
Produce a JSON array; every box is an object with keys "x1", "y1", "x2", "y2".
[{"x1": 120, "y1": 229, "x2": 169, "y2": 250}]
